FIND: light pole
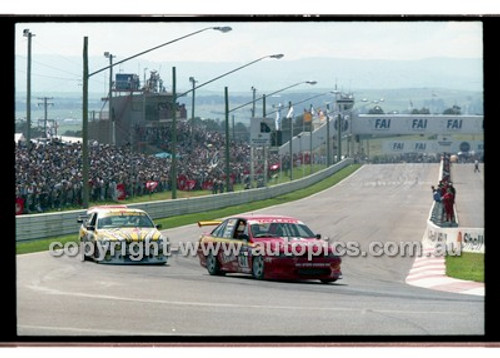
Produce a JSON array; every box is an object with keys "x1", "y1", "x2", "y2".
[
  {"x1": 221, "y1": 55, "x2": 286, "y2": 192},
  {"x1": 225, "y1": 86, "x2": 230, "y2": 192},
  {"x1": 81, "y1": 26, "x2": 232, "y2": 208},
  {"x1": 251, "y1": 86, "x2": 257, "y2": 118},
  {"x1": 88, "y1": 26, "x2": 232, "y2": 80},
  {"x1": 309, "y1": 104, "x2": 314, "y2": 174},
  {"x1": 229, "y1": 80, "x2": 316, "y2": 186},
  {"x1": 263, "y1": 80, "x2": 317, "y2": 116},
  {"x1": 82, "y1": 37, "x2": 89, "y2": 207},
  {"x1": 229, "y1": 80, "x2": 317, "y2": 115},
  {"x1": 23, "y1": 29, "x2": 34, "y2": 144},
  {"x1": 171, "y1": 67, "x2": 178, "y2": 199},
  {"x1": 334, "y1": 92, "x2": 355, "y2": 162},
  {"x1": 178, "y1": 54, "x2": 283, "y2": 100},
  {"x1": 143, "y1": 67, "x2": 149, "y2": 90},
  {"x1": 250, "y1": 86, "x2": 257, "y2": 188},
  {"x1": 355, "y1": 97, "x2": 384, "y2": 159},
  {"x1": 104, "y1": 52, "x2": 116, "y2": 145},
  {"x1": 297, "y1": 134, "x2": 304, "y2": 178},
  {"x1": 266, "y1": 91, "x2": 332, "y2": 176},
  {"x1": 288, "y1": 102, "x2": 294, "y2": 180},
  {"x1": 189, "y1": 76, "x2": 198, "y2": 148}
]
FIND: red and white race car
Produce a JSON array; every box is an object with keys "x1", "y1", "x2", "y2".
[{"x1": 197, "y1": 215, "x2": 342, "y2": 283}]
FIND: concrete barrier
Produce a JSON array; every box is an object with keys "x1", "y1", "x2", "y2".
[
  {"x1": 426, "y1": 157, "x2": 484, "y2": 254},
  {"x1": 16, "y1": 158, "x2": 354, "y2": 241},
  {"x1": 425, "y1": 222, "x2": 484, "y2": 254}
]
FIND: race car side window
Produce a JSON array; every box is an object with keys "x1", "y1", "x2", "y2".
[
  {"x1": 233, "y1": 219, "x2": 247, "y2": 239},
  {"x1": 222, "y1": 218, "x2": 238, "y2": 239},
  {"x1": 211, "y1": 220, "x2": 228, "y2": 238}
]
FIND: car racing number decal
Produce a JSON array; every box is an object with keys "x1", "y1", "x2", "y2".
[
  {"x1": 238, "y1": 252, "x2": 249, "y2": 269},
  {"x1": 237, "y1": 245, "x2": 251, "y2": 272}
]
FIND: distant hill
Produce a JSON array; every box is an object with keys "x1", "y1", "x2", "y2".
[
  {"x1": 15, "y1": 54, "x2": 483, "y2": 125},
  {"x1": 15, "y1": 55, "x2": 482, "y2": 95}
]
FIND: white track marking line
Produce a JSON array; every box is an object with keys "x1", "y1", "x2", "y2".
[{"x1": 25, "y1": 283, "x2": 472, "y2": 316}]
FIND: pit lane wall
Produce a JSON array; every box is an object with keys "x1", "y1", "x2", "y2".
[
  {"x1": 425, "y1": 157, "x2": 484, "y2": 254},
  {"x1": 16, "y1": 158, "x2": 353, "y2": 242}
]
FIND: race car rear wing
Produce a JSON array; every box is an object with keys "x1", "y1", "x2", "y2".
[{"x1": 197, "y1": 220, "x2": 222, "y2": 227}]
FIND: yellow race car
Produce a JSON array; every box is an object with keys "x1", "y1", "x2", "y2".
[{"x1": 77, "y1": 205, "x2": 168, "y2": 264}]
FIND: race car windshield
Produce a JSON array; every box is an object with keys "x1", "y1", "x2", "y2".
[
  {"x1": 97, "y1": 214, "x2": 155, "y2": 229},
  {"x1": 250, "y1": 222, "x2": 315, "y2": 238}
]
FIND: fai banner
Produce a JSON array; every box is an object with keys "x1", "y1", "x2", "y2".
[
  {"x1": 352, "y1": 114, "x2": 483, "y2": 135},
  {"x1": 116, "y1": 183, "x2": 126, "y2": 200},
  {"x1": 382, "y1": 140, "x2": 484, "y2": 154},
  {"x1": 15, "y1": 197, "x2": 24, "y2": 215}
]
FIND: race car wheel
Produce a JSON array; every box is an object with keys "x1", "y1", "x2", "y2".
[
  {"x1": 206, "y1": 252, "x2": 223, "y2": 276},
  {"x1": 92, "y1": 242, "x2": 101, "y2": 263},
  {"x1": 82, "y1": 241, "x2": 93, "y2": 261},
  {"x1": 252, "y1": 255, "x2": 265, "y2": 280}
]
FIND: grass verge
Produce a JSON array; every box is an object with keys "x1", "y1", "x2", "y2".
[
  {"x1": 446, "y1": 252, "x2": 484, "y2": 283},
  {"x1": 17, "y1": 164, "x2": 361, "y2": 255}
]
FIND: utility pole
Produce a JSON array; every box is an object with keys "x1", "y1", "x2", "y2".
[
  {"x1": 189, "y1": 76, "x2": 197, "y2": 148},
  {"x1": 23, "y1": 29, "x2": 34, "y2": 143},
  {"x1": 309, "y1": 104, "x2": 313, "y2": 174},
  {"x1": 326, "y1": 104, "x2": 331, "y2": 166},
  {"x1": 37, "y1": 97, "x2": 54, "y2": 138},
  {"x1": 337, "y1": 111, "x2": 342, "y2": 163},
  {"x1": 82, "y1": 36, "x2": 89, "y2": 208},
  {"x1": 289, "y1": 106, "x2": 294, "y2": 181},
  {"x1": 250, "y1": 86, "x2": 257, "y2": 188},
  {"x1": 104, "y1": 52, "x2": 115, "y2": 145},
  {"x1": 232, "y1": 114, "x2": 235, "y2": 141},
  {"x1": 171, "y1": 66, "x2": 178, "y2": 199},
  {"x1": 224, "y1": 86, "x2": 231, "y2": 192}
]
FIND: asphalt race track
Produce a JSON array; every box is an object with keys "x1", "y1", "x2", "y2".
[{"x1": 16, "y1": 163, "x2": 485, "y2": 337}]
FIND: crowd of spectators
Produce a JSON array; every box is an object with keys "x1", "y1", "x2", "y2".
[
  {"x1": 431, "y1": 153, "x2": 457, "y2": 226},
  {"x1": 15, "y1": 122, "x2": 283, "y2": 214},
  {"x1": 18, "y1": 120, "x2": 472, "y2": 215}
]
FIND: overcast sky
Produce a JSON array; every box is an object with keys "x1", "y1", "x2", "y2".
[
  {"x1": 4, "y1": 0, "x2": 500, "y2": 15},
  {"x1": 15, "y1": 20, "x2": 483, "y2": 94},
  {"x1": 16, "y1": 20, "x2": 482, "y2": 64},
  {"x1": 14, "y1": 19, "x2": 485, "y2": 100}
]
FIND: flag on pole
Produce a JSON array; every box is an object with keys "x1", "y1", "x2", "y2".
[
  {"x1": 286, "y1": 104, "x2": 294, "y2": 119},
  {"x1": 275, "y1": 103, "x2": 282, "y2": 130},
  {"x1": 318, "y1": 108, "x2": 326, "y2": 122},
  {"x1": 309, "y1": 104, "x2": 316, "y2": 118},
  {"x1": 303, "y1": 108, "x2": 312, "y2": 122}
]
